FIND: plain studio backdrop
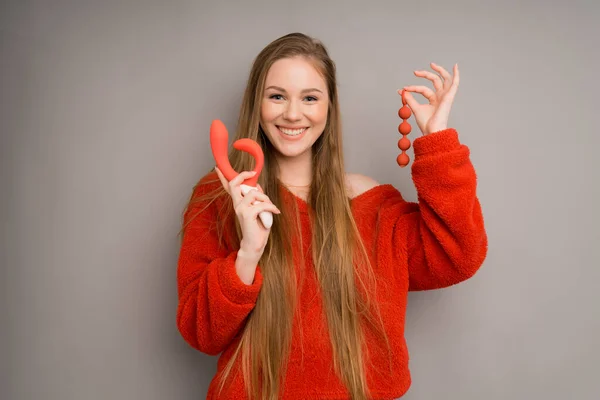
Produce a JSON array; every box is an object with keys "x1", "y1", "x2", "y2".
[{"x1": 1, "y1": 0, "x2": 598, "y2": 399}]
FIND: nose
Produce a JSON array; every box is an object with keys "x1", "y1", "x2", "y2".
[{"x1": 283, "y1": 100, "x2": 301, "y2": 121}]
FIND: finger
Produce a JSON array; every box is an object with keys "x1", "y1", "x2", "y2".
[
  {"x1": 254, "y1": 203, "x2": 281, "y2": 216},
  {"x1": 214, "y1": 167, "x2": 230, "y2": 194},
  {"x1": 243, "y1": 202, "x2": 281, "y2": 221},
  {"x1": 239, "y1": 189, "x2": 273, "y2": 208},
  {"x1": 256, "y1": 183, "x2": 264, "y2": 193},
  {"x1": 430, "y1": 62, "x2": 452, "y2": 90},
  {"x1": 402, "y1": 85, "x2": 436, "y2": 103},
  {"x1": 399, "y1": 90, "x2": 421, "y2": 112},
  {"x1": 229, "y1": 170, "x2": 257, "y2": 187},
  {"x1": 450, "y1": 63, "x2": 460, "y2": 93},
  {"x1": 237, "y1": 190, "x2": 279, "y2": 215},
  {"x1": 240, "y1": 190, "x2": 275, "y2": 208},
  {"x1": 413, "y1": 70, "x2": 443, "y2": 92},
  {"x1": 439, "y1": 64, "x2": 460, "y2": 108},
  {"x1": 229, "y1": 171, "x2": 257, "y2": 203}
]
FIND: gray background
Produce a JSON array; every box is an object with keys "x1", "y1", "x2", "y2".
[{"x1": 2, "y1": 0, "x2": 599, "y2": 399}]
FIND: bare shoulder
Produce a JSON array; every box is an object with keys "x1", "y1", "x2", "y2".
[{"x1": 345, "y1": 173, "x2": 380, "y2": 199}]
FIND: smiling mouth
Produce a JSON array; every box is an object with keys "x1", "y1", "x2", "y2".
[{"x1": 277, "y1": 126, "x2": 308, "y2": 136}]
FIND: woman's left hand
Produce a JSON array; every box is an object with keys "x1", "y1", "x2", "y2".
[{"x1": 399, "y1": 62, "x2": 459, "y2": 136}]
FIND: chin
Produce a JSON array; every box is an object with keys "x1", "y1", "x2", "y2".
[{"x1": 273, "y1": 143, "x2": 312, "y2": 158}]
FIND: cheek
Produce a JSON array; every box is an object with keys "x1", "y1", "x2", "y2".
[
  {"x1": 308, "y1": 103, "x2": 329, "y2": 125},
  {"x1": 261, "y1": 102, "x2": 283, "y2": 123}
]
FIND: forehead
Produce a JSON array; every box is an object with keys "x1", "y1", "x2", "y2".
[{"x1": 264, "y1": 57, "x2": 327, "y2": 91}]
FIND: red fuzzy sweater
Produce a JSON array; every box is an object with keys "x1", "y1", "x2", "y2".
[{"x1": 176, "y1": 128, "x2": 487, "y2": 399}]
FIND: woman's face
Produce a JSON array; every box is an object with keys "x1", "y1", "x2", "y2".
[{"x1": 260, "y1": 56, "x2": 329, "y2": 159}]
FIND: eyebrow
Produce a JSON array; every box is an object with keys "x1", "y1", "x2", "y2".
[{"x1": 265, "y1": 85, "x2": 323, "y2": 94}]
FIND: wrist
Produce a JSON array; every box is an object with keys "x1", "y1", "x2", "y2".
[
  {"x1": 235, "y1": 248, "x2": 261, "y2": 285},
  {"x1": 424, "y1": 125, "x2": 447, "y2": 136},
  {"x1": 237, "y1": 247, "x2": 261, "y2": 265}
]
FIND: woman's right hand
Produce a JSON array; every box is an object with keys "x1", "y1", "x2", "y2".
[{"x1": 214, "y1": 167, "x2": 281, "y2": 263}]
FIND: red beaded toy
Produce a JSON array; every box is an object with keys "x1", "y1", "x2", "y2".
[{"x1": 397, "y1": 89, "x2": 412, "y2": 167}]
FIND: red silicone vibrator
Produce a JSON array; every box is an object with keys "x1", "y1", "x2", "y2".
[{"x1": 209, "y1": 119, "x2": 273, "y2": 229}]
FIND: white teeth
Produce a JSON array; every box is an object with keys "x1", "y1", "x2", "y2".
[{"x1": 279, "y1": 127, "x2": 307, "y2": 136}]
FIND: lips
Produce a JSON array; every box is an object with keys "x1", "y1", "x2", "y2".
[{"x1": 277, "y1": 126, "x2": 308, "y2": 136}]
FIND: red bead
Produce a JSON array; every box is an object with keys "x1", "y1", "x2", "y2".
[
  {"x1": 396, "y1": 89, "x2": 412, "y2": 168},
  {"x1": 397, "y1": 152, "x2": 409, "y2": 167},
  {"x1": 398, "y1": 121, "x2": 411, "y2": 135},
  {"x1": 398, "y1": 106, "x2": 411, "y2": 120},
  {"x1": 398, "y1": 137, "x2": 411, "y2": 151}
]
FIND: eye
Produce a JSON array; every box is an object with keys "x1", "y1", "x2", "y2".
[
  {"x1": 269, "y1": 94, "x2": 284, "y2": 100},
  {"x1": 305, "y1": 96, "x2": 318, "y2": 102}
]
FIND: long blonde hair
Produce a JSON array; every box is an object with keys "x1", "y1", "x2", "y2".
[{"x1": 183, "y1": 32, "x2": 390, "y2": 400}]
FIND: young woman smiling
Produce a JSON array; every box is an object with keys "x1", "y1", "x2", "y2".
[{"x1": 176, "y1": 32, "x2": 488, "y2": 400}]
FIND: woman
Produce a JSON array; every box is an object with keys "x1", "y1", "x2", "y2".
[{"x1": 176, "y1": 32, "x2": 487, "y2": 400}]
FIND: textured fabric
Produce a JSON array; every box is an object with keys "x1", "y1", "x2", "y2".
[{"x1": 176, "y1": 128, "x2": 488, "y2": 399}]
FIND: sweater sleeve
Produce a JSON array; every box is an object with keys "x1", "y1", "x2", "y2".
[
  {"x1": 176, "y1": 175, "x2": 263, "y2": 355},
  {"x1": 383, "y1": 129, "x2": 488, "y2": 291}
]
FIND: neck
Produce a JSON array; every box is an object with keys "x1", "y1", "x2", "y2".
[{"x1": 276, "y1": 149, "x2": 313, "y2": 188}]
